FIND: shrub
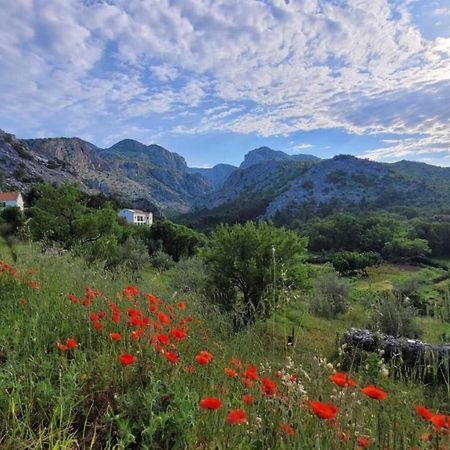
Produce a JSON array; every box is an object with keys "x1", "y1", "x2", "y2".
[
  {"x1": 368, "y1": 293, "x2": 422, "y2": 339},
  {"x1": 332, "y1": 251, "x2": 381, "y2": 275},
  {"x1": 150, "y1": 250, "x2": 175, "y2": 271},
  {"x1": 309, "y1": 272, "x2": 350, "y2": 319},
  {"x1": 170, "y1": 257, "x2": 208, "y2": 294}
]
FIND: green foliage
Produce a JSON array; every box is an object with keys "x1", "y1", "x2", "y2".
[
  {"x1": 331, "y1": 251, "x2": 381, "y2": 275},
  {"x1": 149, "y1": 250, "x2": 175, "y2": 271},
  {"x1": 145, "y1": 220, "x2": 204, "y2": 261},
  {"x1": 170, "y1": 257, "x2": 208, "y2": 295},
  {"x1": 382, "y1": 237, "x2": 431, "y2": 261},
  {"x1": 368, "y1": 293, "x2": 422, "y2": 339},
  {"x1": 0, "y1": 206, "x2": 24, "y2": 236},
  {"x1": 203, "y1": 221, "x2": 308, "y2": 327},
  {"x1": 309, "y1": 272, "x2": 350, "y2": 319}
]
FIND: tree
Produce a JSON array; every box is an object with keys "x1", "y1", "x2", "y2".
[
  {"x1": 382, "y1": 237, "x2": 431, "y2": 261},
  {"x1": 331, "y1": 251, "x2": 381, "y2": 275},
  {"x1": 203, "y1": 221, "x2": 308, "y2": 328}
]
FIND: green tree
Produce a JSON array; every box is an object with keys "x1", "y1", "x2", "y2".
[
  {"x1": 382, "y1": 237, "x2": 431, "y2": 260},
  {"x1": 203, "y1": 221, "x2": 308, "y2": 327}
]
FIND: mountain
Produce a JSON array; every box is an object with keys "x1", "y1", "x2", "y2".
[
  {"x1": 179, "y1": 154, "x2": 450, "y2": 229},
  {"x1": 188, "y1": 164, "x2": 237, "y2": 189},
  {"x1": 0, "y1": 131, "x2": 210, "y2": 213},
  {"x1": 239, "y1": 146, "x2": 320, "y2": 169}
]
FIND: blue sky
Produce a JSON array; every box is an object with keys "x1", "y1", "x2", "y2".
[{"x1": 1, "y1": 0, "x2": 449, "y2": 167}]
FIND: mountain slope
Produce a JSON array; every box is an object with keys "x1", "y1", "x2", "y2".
[
  {"x1": 188, "y1": 164, "x2": 237, "y2": 189},
  {"x1": 240, "y1": 146, "x2": 320, "y2": 169}
]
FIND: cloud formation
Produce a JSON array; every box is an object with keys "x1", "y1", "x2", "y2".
[{"x1": 0, "y1": 0, "x2": 449, "y2": 163}]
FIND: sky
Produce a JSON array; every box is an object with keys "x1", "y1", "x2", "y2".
[{"x1": 0, "y1": 0, "x2": 449, "y2": 168}]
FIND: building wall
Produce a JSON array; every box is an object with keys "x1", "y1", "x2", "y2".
[{"x1": 118, "y1": 209, "x2": 134, "y2": 224}]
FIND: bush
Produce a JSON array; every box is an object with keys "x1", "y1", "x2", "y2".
[
  {"x1": 106, "y1": 236, "x2": 149, "y2": 273},
  {"x1": 170, "y1": 257, "x2": 208, "y2": 294},
  {"x1": 332, "y1": 251, "x2": 381, "y2": 275},
  {"x1": 368, "y1": 293, "x2": 422, "y2": 339},
  {"x1": 309, "y1": 272, "x2": 350, "y2": 319},
  {"x1": 150, "y1": 250, "x2": 175, "y2": 271}
]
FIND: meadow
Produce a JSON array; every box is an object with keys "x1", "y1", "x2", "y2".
[{"x1": 0, "y1": 240, "x2": 449, "y2": 449}]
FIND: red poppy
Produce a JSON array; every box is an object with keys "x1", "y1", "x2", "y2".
[
  {"x1": 280, "y1": 423, "x2": 294, "y2": 436},
  {"x1": 163, "y1": 351, "x2": 178, "y2": 364},
  {"x1": 177, "y1": 301, "x2": 186, "y2": 310},
  {"x1": 329, "y1": 372, "x2": 357, "y2": 388},
  {"x1": 195, "y1": 350, "x2": 213, "y2": 365},
  {"x1": 357, "y1": 436, "x2": 370, "y2": 448},
  {"x1": 130, "y1": 330, "x2": 143, "y2": 341},
  {"x1": 157, "y1": 334, "x2": 170, "y2": 345},
  {"x1": 416, "y1": 405, "x2": 433, "y2": 421},
  {"x1": 157, "y1": 311, "x2": 170, "y2": 325},
  {"x1": 361, "y1": 385, "x2": 388, "y2": 400},
  {"x1": 110, "y1": 332, "x2": 122, "y2": 341},
  {"x1": 57, "y1": 342, "x2": 68, "y2": 351},
  {"x1": 89, "y1": 312, "x2": 98, "y2": 322},
  {"x1": 119, "y1": 353, "x2": 137, "y2": 366},
  {"x1": 242, "y1": 364, "x2": 258, "y2": 380},
  {"x1": 231, "y1": 356, "x2": 242, "y2": 368},
  {"x1": 242, "y1": 394, "x2": 254, "y2": 405},
  {"x1": 124, "y1": 285, "x2": 139, "y2": 298},
  {"x1": 289, "y1": 374, "x2": 298, "y2": 383},
  {"x1": 242, "y1": 378, "x2": 253, "y2": 389},
  {"x1": 19, "y1": 298, "x2": 28, "y2": 305},
  {"x1": 430, "y1": 414, "x2": 449, "y2": 429},
  {"x1": 310, "y1": 401, "x2": 338, "y2": 420},
  {"x1": 66, "y1": 338, "x2": 78, "y2": 349},
  {"x1": 274, "y1": 370, "x2": 282, "y2": 378},
  {"x1": 226, "y1": 409, "x2": 247, "y2": 425},
  {"x1": 98, "y1": 310, "x2": 106, "y2": 319},
  {"x1": 224, "y1": 368, "x2": 238, "y2": 378},
  {"x1": 68, "y1": 294, "x2": 79, "y2": 304},
  {"x1": 170, "y1": 328, "x2": 186, "y2": 341},
  {"x1": 93, "y1": 321, "x2": 103, "y2": 331},
  {"x1": 199, "y1": 397, "x2": 222, "y2": 410},
  {"x1": 260, "y1": 377, "x2": 277, "y2": 396}
]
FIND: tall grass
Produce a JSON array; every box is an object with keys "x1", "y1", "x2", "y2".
[{"x1": 0, "y1": 244, "x2": 449, "y2": 449}]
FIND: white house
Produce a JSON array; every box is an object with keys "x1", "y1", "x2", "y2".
[
  {"x1": 118, "y1": 208, "x2": 153, "y2": 226},
  {"x1": 0, "y1": 192, "x2": 24, "y2": 211}
]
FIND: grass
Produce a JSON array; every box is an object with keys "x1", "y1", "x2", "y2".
[{"x1": 0, "y1": 244, "x2": 449, "y2": 449}]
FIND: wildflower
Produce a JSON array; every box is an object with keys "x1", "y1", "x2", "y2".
[
  {"x1": 274, "y1": 370, "x2": 282, "y2": 378},
  {"x1": 224, "y1": 368, "x2": 238, "y2": 378},
  {"x1": 98, "y1": 310, "x2": 106, "y2": 319},
  {"x1": 289, "y1": 374, "x2": 298, "y2": 383},
  {"x1": 19, "y1": 298, "x2": 28, "y2": 305},
  {"x1": 242, "y1": 394, "x2": 254, "y2": 405},
  {"x1": 130, "y1": 330, "x2": 143, "y2": 341},
  {"x1": 226, "y1": 409, "x2": 247, "y2": 425},
  {"x1": 157, "y1": 311, "x2": 171, "y2": 325},
  {"x1": 357, "y1": 436, "x2": 370, "y2": 448},
  {"x1": 242, "y1": 378, "x2": 253, "y2": 389},
  {"x1": 329, "y1": 372, "x2": 356, "y2": 388},
  {"x1": 242, "y1": 364, "x2": 258, "y2": 380},
  {"x1": 163, "y1": 351, "x2": 178, "y2": 364},
  {"x1": 195, "y1": 350, "x2": 213, "y2": 365},
  {"x1": 199, "y1": 397, "x2": 222, "y2": 410},
  {"x1": 361, "y1": 385, "x2": 388, "y2": 400},
  {"x1": 170, "y1": 328, "x2": 186, "y2": 341},
  {"x1": 157, "y1": 334, "x2": 170, "y2": 345},
  {"x1": 260, "y1": 377, "x2": 277, "y2": 396},
  {"x1": 310, "y1": 401, "x2": 338, "y2": 420},
  {"x1": 66, "y1": 338, "x2": 78, "y2": 349},
  {"x1": 124, "y1": 285, "x2": 139, "y2": 298},
  {"x1": 231, "y1": 356, "x2": 241, "y2": 367},
  {"x1": 430, "y1": 414, "x2": 449, "y2": 429},
  {"x1": 93, "y1": 321, "x2": 103, "y2": 331},
  {"x1": 68, "y1": 294, "x2": 79, "y2": 304},
  {"x1": 177, "y1": 301, "x2": 186, "y2": 310},
  {"x1": 119, "y1": 353, "x2": 137, "y2": 366},
  {"x1": 110, "y1": 332, "x2": 122, "y2": 341},
  {"x1": 416, "y1": 405, "x2": 433, "y2": 421},
  {"x1": 280, "y1": 423, "x2": 294, "y2": 436},
  {"x1": 57, "y1": 342, "x2": 68, "y2": 351}
]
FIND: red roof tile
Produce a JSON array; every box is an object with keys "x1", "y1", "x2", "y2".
[{"x1": 0, "y1": 192, "x2": 20, "y2": 201}]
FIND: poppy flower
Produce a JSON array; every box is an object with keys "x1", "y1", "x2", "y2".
[
  {"x1": 260, "y1": 377, "x2": 277, "y2": 396},
  {"x1": 199, "y1": 397, "x2": 222, "y2": 410},
  {"x1": 195, "y1": 350, "x2": 213, "y2": 365},
  {"x1": 163, "y1": 351, "x2": 178, "y2": 364},
  {"x1": 416, "y1": 405, "x2": 433, "y2": 421},
  {"x1": 430, "y1": 414, "x2": 449, "y2": 429},
  {"x1": 226, "y1": 409, "x2": 247, "y2": 425},
  {"x1": 224, "y1": 368, "x2": 238, "y2": 378},
  {"x1": 289, "y1": 374, "x2": 298, "y2": 383},
  {"x1": 177, "y1": 301, "x2": 186, "y2": 310},
  {"x1": 242, "y1": 364, "x2": 258, "y2": 380},
  {"x1": 157, "y1": 334, "x2": 170, "y2": 345},
  {"x1": 361, "y1": 385, "x2": 388, "y2": 400},
  {"x1": 242, "y1": 378, "x2": 253, "y2": 389},
  {"x1": 98, "y1": 310, "x2": 106, "y2": 319},
  {"x1": 274, "y1": 370, "x2": 282, "y2": 378},
  {"x1": 231, "y1": 356, "x2": 241, "y2": 367},
  {"x1": 110, "y1": 332, "x2": 122, "y2": 341},
  {"x1": 280, "y1": 423, "x2": 294, "y2": 436},
  {"x1": 93, "y1": 321, "x2": 103, "y2": 331},
  {"x1": 124, "y1": 285, "x2": 139, "y2": 298},
  {"x1": 130, "y1": 330, "x2": 143, "y2": 341},
  {"x1": 357, "y1": 436, "x2": 370, "y2": 448},
  {"x1": 19, "y1": 298, "x2": 28, "y2": 305},
  {"x1": 242, "y1": 394, "x2": 254, "y2": 405},
  {"x1": 157, "y1": 312, "x2": 170, "y2": 325},
  {"x1": 57, "y1": 342, "x2": 68, "y2": 351},
  {"x1": 68, "y1": 294, "x2": 79, "y2": 304},
  {"x1": 310, "y1": 401, "x2": 338, "y2": 420},
  {"x1": 329, "y1": 372, "x2": 357, "y2": 388},
  {"x1": 66, "y1": 338, "x2": 78, "y2": 349},
  {"x1": 119, "y1": 353, "x2": 137, "y2": 366},
  {"x1": 170, "y1": 328, "x2": 186, "y2": 341},
  {"x1": 89, "y1": 312, "x2": 98, "y2": 322}
]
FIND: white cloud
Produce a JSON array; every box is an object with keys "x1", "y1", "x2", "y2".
[{"x1": 0, "y1": 0, "x2": 449, "y2": 158}]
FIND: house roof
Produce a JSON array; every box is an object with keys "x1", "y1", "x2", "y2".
[
  {"x1": 119, "y1": 208, "x2": 151, "y2": 215},
  {"x1": 0, "y1": 192, "x2": 20, "y2": 201}
]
